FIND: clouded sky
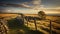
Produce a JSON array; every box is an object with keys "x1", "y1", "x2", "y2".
[{"x1": 0, "y1": 0, "x2": 60, "y2": 15}]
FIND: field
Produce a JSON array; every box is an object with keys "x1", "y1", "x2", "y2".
[{"x1": 0, "y1": 14, "x2": 60, "y2": 34}]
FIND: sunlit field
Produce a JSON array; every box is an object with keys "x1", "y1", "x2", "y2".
[{"x1": 0, "y1": 14, "x2": 60, "y2": 34}]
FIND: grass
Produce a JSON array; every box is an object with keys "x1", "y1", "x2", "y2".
[
  {"x1": 8, "y1": 25, "x2": 44, "y2": 34},
  {"x1": 0, "y1": 14, "x2": 60, "y2": 34},
  {"x1": 7, "y1": 18, "x2": 44, "y2": 34}
]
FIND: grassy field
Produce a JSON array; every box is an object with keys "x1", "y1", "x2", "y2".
[{"x1": 0, "y1": 14, "x2": 60, "y2": 34}]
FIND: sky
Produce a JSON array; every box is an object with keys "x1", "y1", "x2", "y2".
[{"x1": 0, "y1": 0, "x2": 60, "y2": 15}]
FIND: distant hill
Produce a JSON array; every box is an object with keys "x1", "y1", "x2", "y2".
[{"x1": 0, "y1": 14, "x2": 18, "y2": 18}]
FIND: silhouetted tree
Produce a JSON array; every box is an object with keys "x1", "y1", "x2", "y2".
[{"x1": 38, "y1": 11, "x2": 46, "y2": 20}]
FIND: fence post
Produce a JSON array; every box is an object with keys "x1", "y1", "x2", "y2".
[
  {"x1": 34, "y1": 18, "x2": 37, "y2": 30},
  {"x1": 50, "y1": 20, "x2": 52, "y2": 34},
  {"x1": 27, "y1": 18, "x2": 29, "y2": 27}
]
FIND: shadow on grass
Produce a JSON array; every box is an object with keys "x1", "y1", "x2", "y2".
[
  {"x1": 27, "y1": 30, "x2": 44, "y2": 34},
  {"x1": 8, "y1": 25, "x2": 44, "y2": 34},
  {"x1": 7, "y1": 18, "x2": 44, "y2": 34},
  {"x1": 7, "y1": 18, "x2": 24, "y2": 29}
]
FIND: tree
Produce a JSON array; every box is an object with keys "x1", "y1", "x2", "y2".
[{"x1": 38, "y1": 11, "x2": 46, "y2": 20}]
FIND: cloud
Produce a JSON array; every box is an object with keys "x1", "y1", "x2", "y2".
[
  {"x1": 31, "y1": 0, "x2": 41, "y2": 9},
  {"x1": 0, "y1": 2, "x2": 32, "y2": 8},
  {"x1": 55, "y1": 7, "x2": 60, "y2": 9},
  {"x1": 0, "y1": 0, "x2": 41, "y2": 10},
  {"x1": 0, "y1": 8, "x2": 6, "y2": 13}
]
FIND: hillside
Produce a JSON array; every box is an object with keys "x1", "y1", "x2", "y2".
[{"x1": 0, "y1": 14, "x2": 60, "y2": 34}]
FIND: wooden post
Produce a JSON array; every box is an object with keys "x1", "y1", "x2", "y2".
[
  {"x1": 21, "y1": 15, "x2": 24, "y2": 24},
  {"x1": 27, "y1": 18, "x2": 29, "y2": 27},
  {"x1": 34, "y1": 18, "x2": 37, "y2": 30},
  {"x1": 50, "y1": 20, "x2": 52, "y2": 34}
]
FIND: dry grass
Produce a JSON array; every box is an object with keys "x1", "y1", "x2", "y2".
[{"x1": 0, "y1": 14, "x2": 60, "y2": 34}]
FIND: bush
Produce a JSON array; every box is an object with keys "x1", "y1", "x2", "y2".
[{"x1": 7, "y1": 18, "x2": 24, "y2": 29}]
